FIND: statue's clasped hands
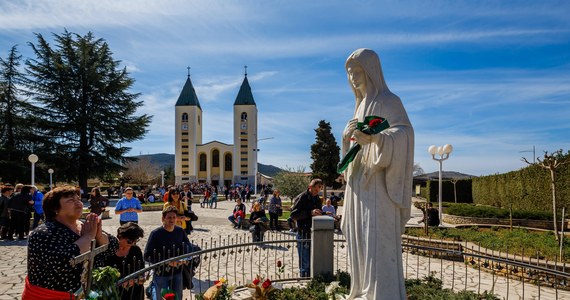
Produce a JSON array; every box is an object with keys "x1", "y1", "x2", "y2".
[
  {"x1": 352, "y1": 130, "x2": 372, "y2": 145},
  {"x1": 343, "y1": 119, "x2": 358, "y2": 141}
]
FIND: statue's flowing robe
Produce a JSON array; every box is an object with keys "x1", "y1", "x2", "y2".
[{"x1": 341, "y1": 49, "x2": 414, "y2": 300}]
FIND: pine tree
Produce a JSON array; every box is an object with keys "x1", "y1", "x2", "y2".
[
  {"x1": 0, "y1": 45, "x2": 38, "y2": 182},
  {"x1": 24, "y1": 31, "x2": 151, "y2": 191},
  {"x1": 310, "y1": 120, "x2": 340, "y2": 196}
]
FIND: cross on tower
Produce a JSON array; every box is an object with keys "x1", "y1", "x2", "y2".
[
  {"x1": 187, "y1": 66, "x2": 191, "y2": 78},
  {"x1": 244, "y1": 65, "x2": 248, "y2": 76},
  {"x1": 70, "y1": 239, "x2": 109, "y2": 297}
]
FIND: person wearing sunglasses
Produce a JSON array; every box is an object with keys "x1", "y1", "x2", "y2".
[
  {"x1": 163, "y1": 188, "x2": 190, "y2": 232},
  {"x1": 105, "y1": 222, "x2": 145, "y2": 300}
]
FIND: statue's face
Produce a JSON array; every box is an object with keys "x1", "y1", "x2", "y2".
[{"x1": 347, "y1": 61, "x2": 366, "y2": 95}]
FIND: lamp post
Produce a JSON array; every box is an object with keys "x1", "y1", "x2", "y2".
[
  {"x1": 160, "y1": 170, "x2": 165, "y2": 187},
  {"x1": 253, "y1": 137, "x2": 274, "y2": 196},
  {"x1": 519, "y1": 145, "x2": 536, "y2": 164},
  {"x1": 48, "y1": 168, "x2": 54, "y2": 190},
  {"x1": 28, "y1": 154, "x2": 39, "y2": 186},
  {"x1": 119, "y1": 171, "x2": 124, "y2": 187},
  {"x1": 428, "y1": 144, "x2": 453, "y2": 226}
]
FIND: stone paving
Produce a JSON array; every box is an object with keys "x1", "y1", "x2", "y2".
[{"x1": 1, "y1": 198, "x2": 570, "y2": 299}]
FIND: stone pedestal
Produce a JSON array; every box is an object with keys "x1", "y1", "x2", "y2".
[{"x1": 311, "y1": 216, "x2": 335, "y2": 277}]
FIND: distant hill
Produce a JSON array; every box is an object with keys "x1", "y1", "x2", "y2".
[
  {"x1": 132, "y1": 153, "x2": 284, "y2": 177},
  {"x1": 133, "y1": 153, "x2": 174, "y2": 170},
  {"x1": 414, "y1": 171, "x2": 476, "y2": 182},
  {"x1": 258, "y1": 163, "x2": 284, "y2": 177}
]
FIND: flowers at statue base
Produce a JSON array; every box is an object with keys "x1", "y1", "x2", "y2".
[
  {"x1": 245, "y1": 275, "x2": 279, "y2": 300},
  {"x1": 325, "y1": 281, "x2": 346, "y2": 300},
  {"x1": 87, "y1": 266, "x2": 121, "y2": 299},
  {"x1": 162, "y1": 292, "x2": 176, "y2": 300},
  {"x1": 198, "y1": 277, "x2": 235, "y2": 300},
  {"x1": 276, "y1": 260, "x2": 285, "y2": 278}
]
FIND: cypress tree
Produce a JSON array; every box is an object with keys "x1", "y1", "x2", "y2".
[{"x1": 310, "y1": 120, "x2": 341, "y2": 195}]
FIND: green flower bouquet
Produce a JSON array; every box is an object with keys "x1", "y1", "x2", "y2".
[
  {"x1": 337, "y1": 115, "x2": 390, "y2": 173},
  {"x1": 88, "y1": 266, "x2": 121, "y2": 300}
]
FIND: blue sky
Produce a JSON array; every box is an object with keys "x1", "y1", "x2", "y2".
[{"x1": 1, "y1": 0, "x2": 569, "y2": 176}]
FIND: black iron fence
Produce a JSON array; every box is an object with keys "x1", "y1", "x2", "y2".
[{"x1": 102, "y1": 230, "x2": 570, "y2": 300}]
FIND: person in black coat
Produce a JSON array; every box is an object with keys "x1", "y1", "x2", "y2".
[
  {"x1": 8, "y1": 185, "x2": 33, "y2": 240},
  {"x1": 106, "y1": 222, "x2": 145, "y2": 300},
  {"x1": 249, "y1": 202, "x2": 268, "y2": 242},
  {"x1": 0, "y1": 185, "x2": 14, "y2": 239},
  {"x1": 290, "y1": 179, "x2": 324, "y2": 277}
]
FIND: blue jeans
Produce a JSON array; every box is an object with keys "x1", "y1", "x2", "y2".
[
  {"x1": 32, "y1": 212, "x2": 44, "y2": 229},
  {"x1": 228, "y1": 215, "x2": 242, "y2": 228},
  {"x1": 152, "y1": 273, "x2": 182, "y2": 300},
  {"x1": 296, "y1": 232, "x2": 311, "y2": 277}
]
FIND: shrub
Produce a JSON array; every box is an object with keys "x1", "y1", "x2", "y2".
[
  {"x1": 407, "y1": 273, "x2": 494, "y2": 299},
  {"x1": 270, "y1": 270, "x2": 498, "y2": 299},
  {"x1": 445, "y1": 203, "x2": 553, "y2": 220}
]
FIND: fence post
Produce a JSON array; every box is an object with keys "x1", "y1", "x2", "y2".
[{"x1": 311, "y1": 216, "x2": 335, "y2": 277}]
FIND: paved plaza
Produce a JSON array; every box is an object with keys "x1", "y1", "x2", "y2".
[{"x1": 1, "y1": 199, "x2": 570, "y2": 299}]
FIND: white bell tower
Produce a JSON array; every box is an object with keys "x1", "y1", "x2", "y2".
[
  {"x1": 175, "y1": 67, "x2": 202, "y2": 184},
  {"x1": 233, "y1": 66, "x2": 258, "y2": 185}
]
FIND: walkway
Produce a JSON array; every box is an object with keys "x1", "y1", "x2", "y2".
[{"x1": 0, "y1": 198, "x2": 568, "y2": 299}]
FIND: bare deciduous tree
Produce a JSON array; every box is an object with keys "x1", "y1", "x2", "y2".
[
  {"x1": 274, "y1": 166, "x2": 310, "y2": 199},
  {"x1": 522, "y1": 149, "x2": 569, "y2": 241},
  {"x1": 124, "y1": 157, "x2": 160, "y2": 185}
]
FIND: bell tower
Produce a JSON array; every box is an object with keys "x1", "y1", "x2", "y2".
[
  {"x1": 175, "y1": 67, "x2": 202, "y2": 184},
  {"x1": 233, "y1": 66, "x2": 258, "y2": 185}
]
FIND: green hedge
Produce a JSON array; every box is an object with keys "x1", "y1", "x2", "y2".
[
  {"x1": 420, "y1": 179, "x2": 473, "y2": 203},
  {"x1": 472, "y1": 158, "x2": 570, "y2": 212},
  {"x1": 445, "y1": 203, "x2": 553, "y2": 220}
]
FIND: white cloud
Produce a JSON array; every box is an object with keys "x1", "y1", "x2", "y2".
[{"x1": 2, "y1": 0, "x2": 569, "y2": 177}]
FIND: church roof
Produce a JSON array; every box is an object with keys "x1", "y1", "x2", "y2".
[
  {"x1": 175, "y1": 76, "x2": 202, "y2": 108},
  {"x1": 233, "y1": 76, "x2": 256, "y2": 106}
]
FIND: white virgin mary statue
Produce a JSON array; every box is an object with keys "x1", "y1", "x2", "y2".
[{"x1": 341, "y1": 49, "x2": 414, "y2": 300}]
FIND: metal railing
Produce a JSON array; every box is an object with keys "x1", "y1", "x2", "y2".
[{"x1": 109, "y1": 231, "x2": 570, "y2": 300}]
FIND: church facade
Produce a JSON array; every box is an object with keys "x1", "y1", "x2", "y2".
[{"x1": 174, "y1": 71, "x2": 258, "y2": 187}]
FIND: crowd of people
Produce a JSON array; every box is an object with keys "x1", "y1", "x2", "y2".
[
  {"x1": 9, "y1": 184, "x2": 202, "y2": 300},
  {"x1": 0, "y1": 178, "x2": 344, "y2": 299},
  {"x1": 0, "y1": 184, "x2": 45, "y2": 241}
]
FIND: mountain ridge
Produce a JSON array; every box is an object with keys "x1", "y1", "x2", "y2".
[{"x1": 132, "y1": 153, "x2": 285, "y2": 177}]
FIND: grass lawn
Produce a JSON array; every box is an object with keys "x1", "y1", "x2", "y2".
[{"x1": 405, "y1": 226, "x2": 570, "y2": 261}]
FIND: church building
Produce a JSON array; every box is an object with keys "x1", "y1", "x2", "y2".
[{"x1": 174, "y1": 69, "x2": 258, "y2": 187}]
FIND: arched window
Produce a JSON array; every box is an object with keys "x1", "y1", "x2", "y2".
[
  {"x1": 241, "y1": 112, "x2": 247, "y2": 121},
  {"x1": 212, "y1": 149, "x2": 220, "y2": 167},
  {"x1": 225, "y1": 153, "x2": 232, "y2": 171},
  {"x1": 182, "y1": 113, "x2": 188, "y2": 122},
  {"x1": 198, "y1": 115, "x2": 201, "y2": 125},
  {"x1": 199, "y1": 153, "x2": 207, "y2": 171}
]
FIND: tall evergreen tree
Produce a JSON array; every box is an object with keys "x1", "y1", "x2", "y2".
[
  {"x1": 310, "y1": 120, "x2": 340, "y2": 195},
  {"x1": 0, "y1": 45, "x2": 38, "y2": 182},
  {"x1": 24, "y1": 31, "x2": 151, "y2": 191}
]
